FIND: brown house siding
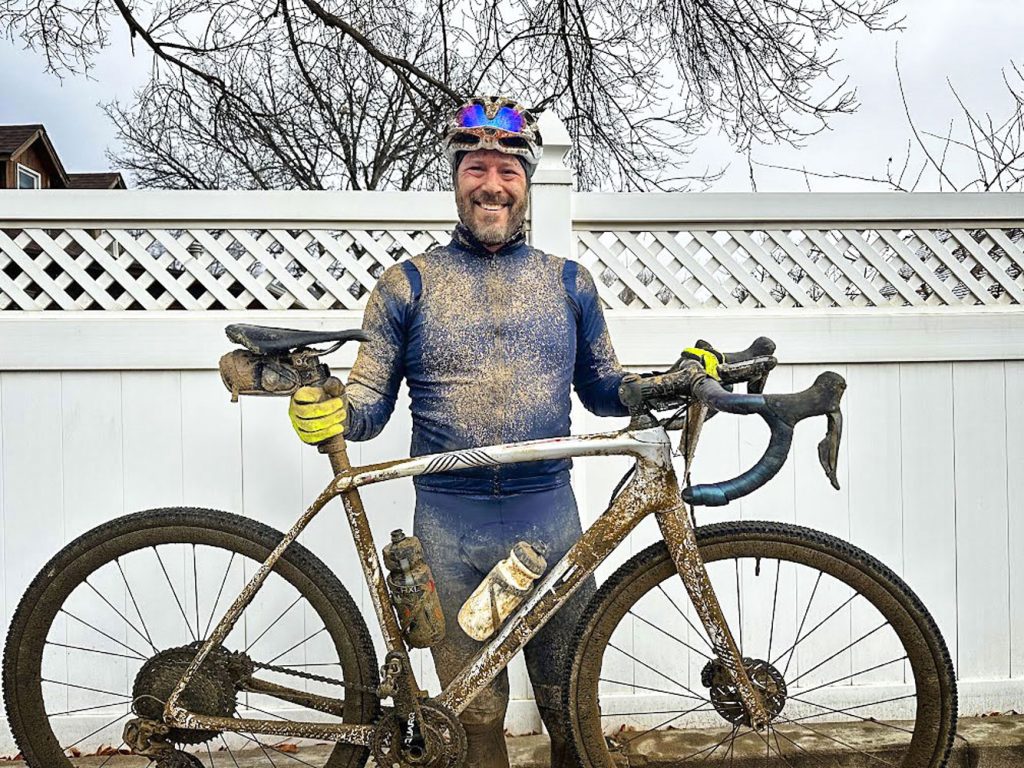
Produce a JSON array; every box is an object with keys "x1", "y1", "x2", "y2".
[{"x1": 5, "y1": 144, "x2": 59, "y2": 189}]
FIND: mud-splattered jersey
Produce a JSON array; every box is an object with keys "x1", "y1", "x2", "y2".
[{"x1": 344, "y1": 224, "x2": 628, "y2": 494}]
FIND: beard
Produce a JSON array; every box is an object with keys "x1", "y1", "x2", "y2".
[{"x1": 455, "y1": 186, "x2": 528, "y2": 247}]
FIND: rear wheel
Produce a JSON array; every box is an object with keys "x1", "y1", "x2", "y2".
[
  {"x1": 3, "y1": 507, "x2": 380, "y2": 768},
  {"x1": 565, "y1": 521, "x2": 957, "y2": 768}
]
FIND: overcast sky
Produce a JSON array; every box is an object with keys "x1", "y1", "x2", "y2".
[{"x1": 1, "y1": 0, "x2": 1020, "y2": 191}]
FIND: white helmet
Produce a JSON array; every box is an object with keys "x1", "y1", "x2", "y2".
[{"x1": 442, "y1": 96, "x2": 543, "y2": 175}]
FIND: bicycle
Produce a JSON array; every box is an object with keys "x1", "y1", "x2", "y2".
[{"x1": 2, "y1": 323, "x2": 957, "y2": 768}]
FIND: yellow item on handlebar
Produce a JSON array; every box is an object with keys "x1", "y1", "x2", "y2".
[{"x1": 682, "y1": 347, "x2": 721, "y2": 380}]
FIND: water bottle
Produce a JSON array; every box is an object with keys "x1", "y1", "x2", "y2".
[
  {"x1": 382, "y1": 529, "x2": 446, "y2": 648},
  {"x1": 457, "y1": 541, "x2": 547, "y2": 641}
]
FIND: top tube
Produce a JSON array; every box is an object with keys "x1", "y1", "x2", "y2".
[{"x1": 333, "y1": 426, "x2": 672, "y2": 493}]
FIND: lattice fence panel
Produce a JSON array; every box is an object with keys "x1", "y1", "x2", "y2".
[
  {"x1": 3, "y1": 222, "x2": 1023, "y2": 311},
  {"x1": 575, "y1": 227, "x2": 1024, "y2": 309},
  {"x1": 0, "y1": 227, "x2": 449, "y2": 310}
]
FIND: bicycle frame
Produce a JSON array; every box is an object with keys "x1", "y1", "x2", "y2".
[{"x1": 162, "y1": 423, "x2": 771, "y2": 745}]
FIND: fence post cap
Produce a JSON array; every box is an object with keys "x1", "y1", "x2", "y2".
[{"x1": 534, "y1": 112, "x2": 572, "y2": 185}]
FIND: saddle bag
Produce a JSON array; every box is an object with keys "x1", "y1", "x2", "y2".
[{"x1": 218, "y1": 350, "x2": 329, "y2": 402}]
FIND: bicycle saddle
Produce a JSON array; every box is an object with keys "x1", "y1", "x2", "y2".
[{"x1": 225, "y1": 324, "x2": 370, "y2": 355}]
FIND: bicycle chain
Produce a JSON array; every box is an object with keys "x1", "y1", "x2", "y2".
[{"x1": 251, "y1": 659, "x2": 383, "y2": 698}]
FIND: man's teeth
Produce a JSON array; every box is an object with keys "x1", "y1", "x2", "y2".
[{"x1": 478, "y1": 203, "x2": 505, "y2": 211}]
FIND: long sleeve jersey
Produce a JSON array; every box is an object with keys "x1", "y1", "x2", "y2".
[{"x1": 344, "y1": 224, "x2": 629, "y2": 495}]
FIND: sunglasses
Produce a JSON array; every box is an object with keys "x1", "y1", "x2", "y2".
[{"x1": 456, "y1": 103, "x2": 526, "y2": 133}]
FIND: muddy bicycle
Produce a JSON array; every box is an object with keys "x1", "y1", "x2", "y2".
[{"x1": 3, "y1": 324, "x2": 957, "y2": 768}]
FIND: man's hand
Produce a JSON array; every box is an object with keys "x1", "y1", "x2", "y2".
[
  {"x1": 289, "y1": 385, "x2": 347, "y2": 445},
  {"x1": 681, "y1": 346, "x2": 722, "y2": 380}
]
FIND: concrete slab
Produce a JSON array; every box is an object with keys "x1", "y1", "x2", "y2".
[{"x1": 15, "y1": 716, "x2": 1023, "y2": 767}]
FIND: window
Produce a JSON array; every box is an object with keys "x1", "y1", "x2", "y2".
[{"x1": 17, "y1": 164, "x2": 41, "y2": 189}]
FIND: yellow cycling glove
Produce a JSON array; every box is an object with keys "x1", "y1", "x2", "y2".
[
  {"x1": 288, "y1": 385, "x2": 347, "y2": 445},
  {"x1": 682, "y1": 347, "x2": 721, "y2": 380}
]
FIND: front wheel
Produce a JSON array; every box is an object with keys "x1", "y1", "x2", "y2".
[
  {"x1": 564, "y1": 521, "x2": 957, "y2": 768},
  {"x1": 4, "y1": 507, "x2": 380, "y2": 768}
]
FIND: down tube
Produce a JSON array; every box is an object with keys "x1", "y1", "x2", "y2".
[{"x1": 436, "y1": 457, "x2": 683, "y2": 716}]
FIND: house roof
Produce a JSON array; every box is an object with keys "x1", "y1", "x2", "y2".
[
  {"x1": 0, "y1": 124, "x2": 46, "y2": 156},
  {"x1": 1, "y1": 124, "x2": 128, "y2": 188},
  {"x1": 0, "y1": 123, "x2": 71, "y2": 185},
  {"x1": 67, "y1": 172, "x2": 127, "y2": 190}
]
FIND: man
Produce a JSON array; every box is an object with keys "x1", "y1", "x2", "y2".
[{"x1": 288, "y1": 96, "x2": 628, "y2": 768}]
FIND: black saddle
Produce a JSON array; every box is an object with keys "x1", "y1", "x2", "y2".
[{"x1": 225, "y1": 324, "x2": 370, "y2": 355}]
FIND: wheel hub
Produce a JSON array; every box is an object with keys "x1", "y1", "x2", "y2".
[
  {"x1": 701, "y1": 657, "x2": 787, "y2": 727},
  {"x1": 132, "y1": 642, "x2": 253, "y2": 745}
]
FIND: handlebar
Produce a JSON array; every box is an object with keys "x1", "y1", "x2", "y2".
[{"x1": 619, "y1": 343, "x2": 846, "y2": 507}]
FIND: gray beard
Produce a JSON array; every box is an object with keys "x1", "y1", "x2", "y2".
[{"x1": 456, "y1": 195, "x2": 528, "y2": 246}]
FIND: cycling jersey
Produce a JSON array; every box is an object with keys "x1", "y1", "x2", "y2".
[{"x1": 344, "y1": 223, "x2": 628, "y2": 494}]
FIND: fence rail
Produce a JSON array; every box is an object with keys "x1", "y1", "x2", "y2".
[{"x1": 1, "y1": 190, "x2": 1022, "y2": 312}]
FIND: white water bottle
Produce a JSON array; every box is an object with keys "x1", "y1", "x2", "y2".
[{"x1": 458, "y1": 542, "x2": 547, "y2": 641}]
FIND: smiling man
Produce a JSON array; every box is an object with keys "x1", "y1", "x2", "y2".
[{"x1": 288, "y1": 96, "x2": 630, "y2": 768}]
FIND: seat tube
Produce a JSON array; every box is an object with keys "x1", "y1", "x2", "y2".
[
  {"x1": 319, "y1": 435, "x2": 406, "y2": 653},
  {"x1": 655, "y1": 502, "x2": 771, "y2": 729}
]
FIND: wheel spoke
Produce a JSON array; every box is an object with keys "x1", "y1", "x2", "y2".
[
  {"x1": 735, "y1": 560, "x2": 743, "y2": 654},
  {"x1": 608, "y1": 641, "x2": 708, "y2": 702},
  {"x1": 619, "y1": 701, "x2": 717, "y2": 744},
  {"x1": 153, "y1": 545, "x2": 197, "y2": 641},
  {"x1": 59, "y1": 609, "x2": 148, "y2": 660},
  {"x1": 786, "y1": 694, "x2": 918, "y2": 735},
  {"x1": 767, "y1": 559, "x2": 781, "y2": 663},
  {"x1": 628, "y1": 609, "x2": 712, "y2": 660},
  {"x1": 794, "y1": 656, "x2": 908, "y2": 697},
  {"x1": 657, "y1": 584, "x2": 713, "y2": 651},
  {"x1": 48, "y1": 699, "x2": 132, "y2": 717},
  {"x1": 779, "y1": 571, "x2": 822, "y2": 676},
  {"x1": 786, "y1": 620, "x2": 889, "y2": 687},
  {"x1": 775, "y1": 591, "x2": 859, "y2": 673},
  {"x1": 205, "y1": 552, "x2": 237, "y2": 640},
  {"x1": 246, "y1": 595, "x2": 304, "y2": 653},
  {"x1": 219, "y1": 734, "x2": 244, "y2": 767},
  {"x1": 267, "y1": 627, "x2": 328, "y2": 665},
  {"x1": 600, "y1": 707, "x2": 715, "y2": 718},
  {"x1": 599, "y1": 677, "x2": 706, "y2": 702},
  {"x1": 62, "y1": 710, "x2": 132, "y2": 752},
  {"x1": 84, "y1": 578, "x2": 158, "y2": 653},
  {"x1": 42, "y1": 677, "x2": 130, "y2": 700},
  {"x1": 193, "y1": 545, "x2": 202, "y2": 641},
  {"x1": 95, "y1": 740, "x2": 131, "y2": 768},
  {"x1": 235, "y1": 730, "x2": 322, "y2": 768},
  {"x1": 117, "y1": 558, "x2": 156, "y2": 653},
  {"x1": 773, "y1": 717, "x2": 901, "y2": 768},
  {"x1": 769, "y1": 723, "x2": 838, "y2": 768},
  {"x1": 46, "y1": 640, "x2": 147, "y2": 661}
]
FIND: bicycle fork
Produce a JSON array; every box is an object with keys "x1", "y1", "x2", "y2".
[{"x1": 656, "y1": 500, "x2": 772, "y2": 730}]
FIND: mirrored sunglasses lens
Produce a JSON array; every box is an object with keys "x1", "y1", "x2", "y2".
[
  {"x1": 492, "y1": 107, "x2": 525, "y2": 132},
  {"x1": 457, "y1": 103, "x2": 525, "y2": 133}
]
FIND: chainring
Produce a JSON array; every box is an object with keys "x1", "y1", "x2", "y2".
[
  {"x1": 132, "y1": 642, "x2": 254, "y2": 745},
  {"x1": 372, "y1": 701, "x2": 467, "y2": 768}
]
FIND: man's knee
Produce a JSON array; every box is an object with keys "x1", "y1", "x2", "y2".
[{"x1": 459, "y1": 683, "x2": 509, "y2": 727}]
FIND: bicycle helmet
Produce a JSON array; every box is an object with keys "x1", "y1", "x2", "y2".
[{"x1": 443, "y1": 96, "x2": 543, "y2": 178}]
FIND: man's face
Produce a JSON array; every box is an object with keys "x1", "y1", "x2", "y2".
[{"x1": 455, "y1": 150, "x2": 528, "y2": 248}]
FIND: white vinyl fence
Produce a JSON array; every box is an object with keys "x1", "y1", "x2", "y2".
[{"x1": 0, "y1": 174, "x2": 1022, "y2": 751}]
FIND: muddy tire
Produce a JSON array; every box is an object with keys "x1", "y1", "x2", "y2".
[
  {"x1": 563, "y1": 521, "x2": 957, "y2": 768},
  {"x1": 3, "y1": 507, "x2": 380, "y2": 768}
]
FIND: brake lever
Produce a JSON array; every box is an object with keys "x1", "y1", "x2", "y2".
[{"x1": 819, "y1": 409, "x2": 843, "y2": 490}]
